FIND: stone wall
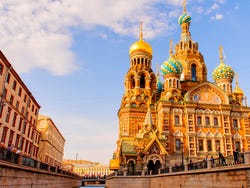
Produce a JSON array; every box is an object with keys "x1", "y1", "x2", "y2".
[
  {"x1": 106, "y1": 165, "x2": 250, "y2": 188},
  {"x1": 0, "y1": 161, "x2": 82, "y2": 188}
]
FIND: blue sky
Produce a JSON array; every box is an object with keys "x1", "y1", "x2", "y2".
[{"x1": 0, "y1": 0, "x2": 250, "y2": 164}]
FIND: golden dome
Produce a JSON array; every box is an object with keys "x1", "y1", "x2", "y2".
[
  {"x1": 234, "y1": 74, "x2": 244, "y2": 95},
  {"x1": 129, "y1": 39, "x2": 152, "y2": 55},
  {"x1": 129, "y1": 22, "x2": 152, "y2": 55}
]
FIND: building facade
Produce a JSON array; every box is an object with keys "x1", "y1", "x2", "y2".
[
  {"x1": 37, "y1": 115, "x2": 65, "y2": 167},
  {"x1": 110, "y1": 2, "x2": 250, "y2": 174},
  {"x1": 63, "y1": 160, "x2": 112, "y2": 177},
  {"x1": 0, "y1": 51, "x2": 41, "y2": 159}
]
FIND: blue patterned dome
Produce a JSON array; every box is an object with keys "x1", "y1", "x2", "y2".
[
  {"x1": 157, "y1": 81, "x2": 162, "y2": 93},
  {"x1": 212, "y1": 63, "x2": 234, "y2": 81},
  {"x1": 178, "y1": 13, "x2": 191, "y2": 25},
  {"x1": 161, "y1": 57, "x2": 183, "y2": 75}
]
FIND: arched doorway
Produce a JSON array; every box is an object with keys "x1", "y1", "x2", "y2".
[
  {"x1": 147, "y1": 160, "x2": 161, "y2": 175},
  {"x1": 128, "y1": 160, "x2": 135, "y2": 175}
]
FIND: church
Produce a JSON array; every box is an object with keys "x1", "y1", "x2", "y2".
[{"x1": 110, "y1": 1, "x2": 250, "y2": 175}]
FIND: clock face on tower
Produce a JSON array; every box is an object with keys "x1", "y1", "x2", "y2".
[{"x1": 37, "y1": 119, "x2": 48, "y2": 133}]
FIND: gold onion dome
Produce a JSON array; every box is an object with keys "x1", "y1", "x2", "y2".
[
  {"x1": 212, "y1": 46, "x2": 234, "y2": 82},
  {"x1": 234, "y1": 74, "x2": 244, "y2": 95},
  {"x1": 129, "y1": 22, "x2": 152, "y2": 55}
]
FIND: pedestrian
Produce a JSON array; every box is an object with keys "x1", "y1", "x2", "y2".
[
  {"x1": 210, "y1": 156, "x2": 215, "y2": 167},
  {"x1": 233, "y1": 149, "x2": 239, "y2": 164},
  {"x1": 219, "y1": 152, "x2": 227, "y2": 166},
  {"x1": 6, "y1": 144, "x2": 13, "y2": 161}
]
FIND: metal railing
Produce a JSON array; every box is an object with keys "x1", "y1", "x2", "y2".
[
  {"x1": 108, "y1": 154, "x2": 247, "y2": 178},
  {"x1": 0, "y1": 147, "x2": 79, "y2": 178}
]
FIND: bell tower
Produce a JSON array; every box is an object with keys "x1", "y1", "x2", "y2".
[
  {"x1": 119, "y1": 22, "x2": 157, "y2": 137},
  {"x1": 174, "y1": 0, "x2": 207, "y2": 92}
]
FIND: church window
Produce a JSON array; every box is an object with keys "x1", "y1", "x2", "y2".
[
  {"x1": 235, "y1": 141, "x2": 240, "y2": 151},
  {"x1": 214, "y1": 117, "x2": 218, "y2": 126},
  {"x1": 169, "y1": 79, "x2": 172, "y2": 88},
  {"x1": 233, "y1": 119, "x2": 238, "y2": 128},
  {"x1": 215, "y1": 140, "x2": 220, "y2": 151},
  {"x1": 199, "y1": 139, "x2": 203, "y2": 151},
  {"x1": 131, "y1": 76, "x2": 135, "y2": 89},
  {"x1": 197, "y1": 116, "x2": 202, "y2": 125},
  {"x1": 175, "y1": 115, "x2": 180, "y2": 124},
  {"x1": 191, "y1": 64, "x2": 197, "y2": 81},
  {"x1": 140, "y1": 75, "x2": 145, "y2": 88},
  {"x1": 205, "y1": 117, "x2": 210, "y2": 125},
  {"x1": 207, "y1": 140, "x2": 212, "y2": 151},
  {"x1": 176, "y1": 139, "x2": 181, "y2": 151}
]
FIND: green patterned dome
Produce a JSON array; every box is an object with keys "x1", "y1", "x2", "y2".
[
  {"x1": 212, "y1": 63, "x2": 234, "y2": 81},
  {"x1": 178, "y1": 13, "x2": 191, "y2": 25},
  {"x1": 161, "y1": 57, "x2": 183, "y2": 75}
]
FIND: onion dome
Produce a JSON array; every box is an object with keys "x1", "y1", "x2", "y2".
[
  {"x1": 212, "y1": 46, "x2": 234, "y2": 82},
  {"x1": 161, "y1": 57, "x2": 182, "y2": 75},
  {"x1": 178, "y1": 13, "x2": 191, "y2": 25},
  {"x1": 178, "y1": 0, "x2": 191, "y2": 25},
  {"x1": 157, "y1": 80, "x2": 163, "y2": 93},
  {"x1": 161, "y1": 39, "x2": 182, "y2": 75},
  {"x1": 234, "y1": 74, "x2": 244, "y2": 95},
  {"x1": 129, "y1": 22, "x2": 152, "y2": 56},
  {"x1": 129, "y1": 39, "x2": 152, "y2": 55}
]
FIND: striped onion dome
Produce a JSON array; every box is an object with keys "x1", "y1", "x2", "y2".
[
  {"x1": 178, "y1": 13, "x2": 191, "y2": 25},
  {"x1": 161, "y1": 57, "x2": 183, "y2": 75}
]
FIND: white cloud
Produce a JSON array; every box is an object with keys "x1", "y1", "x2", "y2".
[
  {"x1": 211, "y1": 13, "x2": 223, "y2": 21},
  {"x1": 0, "y1": 0, "x2": 182, "y2": 75}
]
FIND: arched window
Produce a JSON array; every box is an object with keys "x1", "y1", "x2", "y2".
[
  {"x1": 191, "y1": 64, "x2": 197, "y2": 81},
  {"x1": 169, "y1": 79, "x2": 172, "y2": 88},
  {"x1": 140, "y1": 75, "x2": 145, "y2": 88},
  {"x1": 131, "y1": 76, "x2": 135, "y2": 89}
]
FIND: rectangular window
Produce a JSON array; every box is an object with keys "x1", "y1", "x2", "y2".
[
  {"x1": 15, "y1": 134, "x2": 20, "y2": 148},
  {"x1": 233, "y1": 119, "x2": 238, "y2": 128},
  {"x1": 1, "y1": 127, "x2": 8, "y2": 143},
  {"x1": 197, "y1": 116, "x2": 202, "y2": 125},
  {"x1": 16, "y1": 101, "x2": 19, "y2": 110},
  {"x1": 205, "y1": 117, "x2": 210, "y2": 125},
  {"x1": 5, "y1": 107, "x2": 11, "y2": 123},
  {"x1": 0, "y1": 63, "x2": 3, "y2": 75},
  {"x1": 12, "y1": 113, "x2": 17, "y2": 127},
  {"x1": 8, "y1": 130, "x2": 14, "y2": 145},
  {"x1": 23, "y1": 122, "x2": 27, "y2": 135},
  {"x1": 175, "y1": 115, "x2": 180, "y2": 125},
  {"x1": 6, "y1": 73, "x2": 10, "y2": 83},
  {"x1": 214, "y1": 117, "x2": 218, "y2": 126},
  {"x1": 199, "y1": 139, "x2": 203, "y2": 151},
  {"x1": 235, "y1": 141, "x2": 240, "y2": 151},
  {"x1": 10, "y1": 95, "x2": 14, "y2": 105},
  {"x1": 207, "y1": 140, "x2": 212, "y2": 151},
  {"x1": 176, "y1": 139, "x2": 181, "y2": 151},
  {"x1": 12, "y1": 80, "x2": 17, "y2": 90},
  {"x1": 18, "y1": 88, "x2": 22, "y2": 97},
  {"x1": 24, "y1": 94, "x2": 27, "y2": 102},
  {"x1": 216, "y1": 140, "x2": 220, "y2": 151},
  {"x1": 18, "y1": 118, "x2": 23, "y2": 131}
]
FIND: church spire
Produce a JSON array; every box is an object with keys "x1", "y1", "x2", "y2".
[
  {"x1": 140, "y1": 21, "x2": 143, "y2": 41},
  {"x1": 183, "y1": 0, "x2": 187, "y2": 14},
  {"x1": 219, "y1": 45, "x2": 225, "y2": 64},
  {"x1": 169, "y1": 39, "x2": 173, "y2": 57}
]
